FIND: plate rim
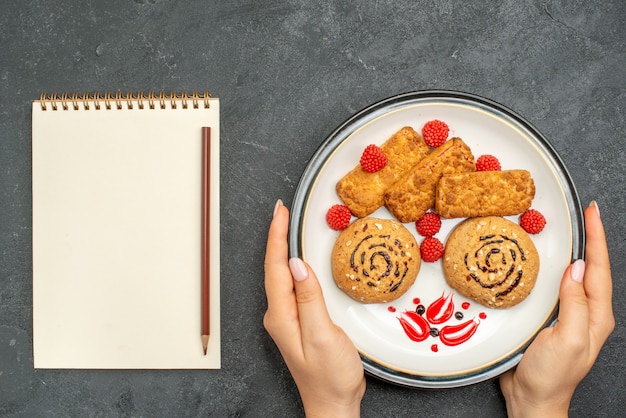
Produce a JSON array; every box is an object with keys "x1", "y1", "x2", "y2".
[{"x1": 288, "y1": 89, "x2": 585, "y2": 388}]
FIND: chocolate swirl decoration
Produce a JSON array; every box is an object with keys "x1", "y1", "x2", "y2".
[
  {"x1": 349, "y1": 234, "x2": 411, "y2": 293},
  {"x1": 464, "y1": 233, "x2": 528, "y2": 299}
]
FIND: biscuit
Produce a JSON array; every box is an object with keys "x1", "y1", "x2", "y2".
[
  {"x1": 336, "y1": 127, "x2": 430, "y2": 218},
  {"x1": 331, "y1": 217, "x2": 421, "y2": 303},
  {"x1": 435, "y1": 170, "x2": 535, "y2": 218},
  {"x1": 384, "y1": 138, "x2": 475, "y2": 223},
  {"x1": 442, "y1": 216, "x2": 539, "y2": 309}
]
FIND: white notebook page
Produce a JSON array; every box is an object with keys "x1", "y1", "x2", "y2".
[{"x1": 32, "y1": 96, "x2": 220, "y2": 369}]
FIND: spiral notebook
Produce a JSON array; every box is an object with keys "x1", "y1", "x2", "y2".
[{"x1": 32, "y1": 91, "x2": 220, "y2": 369}]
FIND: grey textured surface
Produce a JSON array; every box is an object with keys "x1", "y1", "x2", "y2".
[{"x1": 1, "y1": 0, "x2": 625, "y2": 416}]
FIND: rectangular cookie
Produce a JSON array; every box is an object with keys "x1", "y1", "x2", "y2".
[
  {"x1": 384, "y1": 138, "x2": 475, "y2": 223},
  {"x1": 336, "y1": 126, "x2": 430, "y2": 218},
  {"x1": 435, "y1": 169, "x2": 535, "y2": 218}
]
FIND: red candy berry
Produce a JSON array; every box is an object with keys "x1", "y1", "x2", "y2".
[
  {"x1": 476, "y1": 154, "x2": 502, "y2": 171},
  {"x1": 326, "y1": 204, "x2": 352, "y2": 230},
  {"x1": 519, "y1": 209, "x2": 546, "y2": 234},
  {"x1": 422, "y1": 120, "x2": 449, "y2": 148},
  {"x1": 360, "y1": 144, "x2": 387, "y2": 173},
  {"x1": 420, "y1": 237, "x2": 444, "y2": 262},
  {"x1": 415, "y1": 212, "x2": 442, "y2": 237}
]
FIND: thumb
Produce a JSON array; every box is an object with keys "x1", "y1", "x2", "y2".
[
  {"x1": 289, "y1": 258, "x2": 335, "y2": 337},
  {"x1": 553, "y1": 259, "x2": 589, "y2": 341}
]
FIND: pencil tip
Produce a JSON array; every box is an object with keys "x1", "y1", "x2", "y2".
[{"x1": 202, "y1": 334, "x2": 209, "y2": 355}]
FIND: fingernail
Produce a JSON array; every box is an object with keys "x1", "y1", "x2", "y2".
[
  {"x1": 289, "y1": 257, "x2": 309, "y2": 282},
  {"x1": 570, "y1": 259, "x2": 585, "y2": 283},
  {"x1": 273, "y1": 199, "x2": 283, "y2": 218},
  {"x1": 590, "y1": 200, "x2": 600, "y2": 218}
]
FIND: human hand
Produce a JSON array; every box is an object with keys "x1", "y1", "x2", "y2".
[
  {"x1": 499, "y1": 201, "x2": 615, "y2": 417},
  {"x1": 263, "y1": 200, "x2": 366, "y2": 418}
]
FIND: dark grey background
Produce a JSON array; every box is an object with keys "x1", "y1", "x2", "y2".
[{"x1": 1, "y1": 1, "x2": 624, "y2": 417}]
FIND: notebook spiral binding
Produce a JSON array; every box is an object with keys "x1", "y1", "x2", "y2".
[{"x1": 38, "y1": 91, "x2": 212, "y2": 111}]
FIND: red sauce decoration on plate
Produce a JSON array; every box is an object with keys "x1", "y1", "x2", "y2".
[
  {"x1": 426, "y1": 291, "x2": 454, "y2": 324},
  {"x1": 395, "y1": 291, "x2": 485, "y2": 351},
  {"x1": 439, "y1": 317, "x2": 480, "y2": 346},
  {"x1": 397, "y1": 310, "x2": 431, "y2": 342}
]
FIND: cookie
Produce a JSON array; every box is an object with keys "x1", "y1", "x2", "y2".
[
  {"x1": 336, "y1": 126, "x2": 430, "y2": 218},
  {"x1": 384, "y1": 138, "x2": 475, "y2": 223},
  {"x1": 331, "y1": 217, "x2": 421, "y2": 303},
  {"x1": 442, "y1": 216, "x2": 539, "y2": 309},
  {"x1": 435, "y1": 169, "x2": 535, "y2": 218}
]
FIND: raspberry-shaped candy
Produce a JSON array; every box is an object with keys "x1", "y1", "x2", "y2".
[
  {"x1": 360, "y1": 144, "x2": 387, "y2": 173},
  {"x1": 519, "y1": 209, "x2": 546, "y2": 234},
  {"x1": 422, "y1": 119, "x2": 449, "y2": 147},
  {"x1": 420, "y1": 237, "x2": 444, "y2": 262},
  {"x1": 415, "y1": 212, "x2": 442, "y2": 237},
  {"x1": 476, "y1": 154, "x2": 501, "y2": 171},
  {"x1": 326, "y1": 204, "x2": 352, "y2": 230}
]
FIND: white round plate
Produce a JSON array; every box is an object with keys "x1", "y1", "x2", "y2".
[{"x1": 289, "y1": 91, "x2": 584, "y2": 388}]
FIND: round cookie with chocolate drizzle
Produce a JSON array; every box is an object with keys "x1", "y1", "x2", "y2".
[
  {"x1": 331, "y1": 217, "x2": 421, "y2": 303},
  {"x1": 443, "y1": 216, "x2": 540, "y2": 309}
]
